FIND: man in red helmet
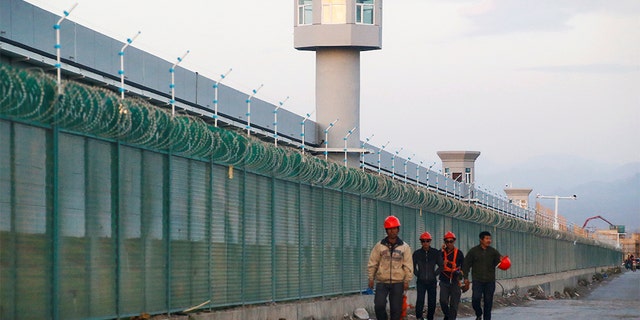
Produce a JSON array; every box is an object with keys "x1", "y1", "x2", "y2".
[
  {"x1": 439, "y1": 231, "x2": 465, "y2": 320},
  {"x1": 412, "y1": 232, "x2": 443, "y2": 320},
  {"x1": 462, "y1": 231, "x2": 504, "y2": 320},
  {"x1": 368, "y1": 215, "x2": 413, "y2": 320}
]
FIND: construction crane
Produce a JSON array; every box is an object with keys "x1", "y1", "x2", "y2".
[{"x1": 582, "y1": 215, "x2": 615, "y2": 229}]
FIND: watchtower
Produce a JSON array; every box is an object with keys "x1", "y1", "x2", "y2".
[
  {"x1": 436, "y1": 151, "x2": 481, "y2": 184},
  {"x1": 294, "y1": 0, "x2": 382, "y2": 166}
]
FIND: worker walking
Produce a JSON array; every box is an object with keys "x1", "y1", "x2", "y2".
[
  {"x1": 462, "y1": 231, "x2": 506, "y2": 320},
  {"x1": 439, "y1": 231, "x2": 465, "y2": 320},
  {"x1": 412, "y1": 232, "x2": 443, "y2": 320},
  {"x1": 368, "y1": 215, "x2": 413, "y2": 320}
]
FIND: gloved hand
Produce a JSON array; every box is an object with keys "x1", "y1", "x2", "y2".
[{"x1": 462, "y1": 279, "x2": 470, "y2": 292}]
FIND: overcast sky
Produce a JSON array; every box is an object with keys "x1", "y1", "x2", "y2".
[{"x1": 26, "y1": 0, "x2": 639, "y2": 167}]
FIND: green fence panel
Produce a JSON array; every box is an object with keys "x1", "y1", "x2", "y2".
[
  {"x1": 0, "y1": 120, "x2": 12, "y2": 319},
  {"x1": 0, "y1": 63, "x2": 623, "y2": 319},
  {"x1": 86, "y1": 139, "x2": 117, "y2": 317},
  {"x1": 274, "y1": 179, "x2": 300, "y2": 300},
  {"x1": 118, "y1": 146, "x2": 145, "y2": 315},
  {"x1": 242, "y1": 172, "x2": 273, "y2": 303},
  {"x1": 141, "y1": 151, "x2": 167, "y2": 313},
  {"x1": 299, "y1": 183, "x2": 324, "y2": 297}
]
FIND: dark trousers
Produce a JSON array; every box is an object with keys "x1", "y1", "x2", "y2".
[
  {"x1": 374, "y1": 282, "x2": 404, "y2": 320},
  {"x1": 439, "y1": 280, "x2": 461, "y2": 320},
  {"x1": 415, "y1": 280, "x2": 437, "y2": 320},
  {"x1": 472, "y1": 281, "x2": 496, "y2": 320}
]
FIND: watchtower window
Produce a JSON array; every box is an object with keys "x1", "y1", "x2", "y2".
[
  {"x1": 298, "y1": 0, "x2": 313, "y2": 25},
  {"x1": 322, "y1": 0, "x2": 346, "y2": 24},
  {"x1": 356, "y1": 0, "x2": 374, "y2": 24}
]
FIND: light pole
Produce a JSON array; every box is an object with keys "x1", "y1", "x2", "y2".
[
  {"x1": 245, "y1": 84, "x2": 264, "y2": 136},
  {"x1": 343, "y1": 126, "x2": 357, "y2": 167},
  {"x1": 536, "y1": 194, "x2": 577, "y2": 230},
  {"x1": 213, "y1": 68, "x2": 232, "y2": 127},
  {"x1": 53, "y1": 2, "x2": 78, "y2": 95},
  {"x1": 361, "y1": 134, "x2": 374, "y2": 172},
  {"x1": 274, "y1": 96, "x2": 289, "y2": 146},
  {"x1": 377, "y1": 141, "x2": 390, "y2": 175},
  {"x1": 119, "y1": 31, "x2": 141, "y2": 100},
  {"x1": 404, "y1": 153, "x2": 415, "y2": 184},
  {"x1": 324, "y1": 118, "x2": 339, "y2": 160},
  {"x1": 300, "y1": 110, "x2": 314, "y2": 155},
  {"x1": 170, "y1": 50, "x2": 190, "y2": 116},
  {"x1": 391, "y1": 147, "x2": 403, "y2": 180}
]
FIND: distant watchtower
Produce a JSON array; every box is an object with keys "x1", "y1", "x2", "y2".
[
  {"x1": 436, "y1": 151, "x2": 481, "y2": 184},
  {"x1": 294, "y1": 0, "x2": 382, "y2": 166}
]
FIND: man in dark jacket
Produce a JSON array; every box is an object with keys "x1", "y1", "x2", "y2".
[
  {"x1": 412, "y1": 232, "x2": 443, "y2": 320},
  {"x1": 462, "y1": 231, "x2": 504, "y2": 320}
]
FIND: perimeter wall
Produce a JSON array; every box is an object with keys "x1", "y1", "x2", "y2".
[{"x1": 0, "y1": 63, "x2": 620, "y2": 319}]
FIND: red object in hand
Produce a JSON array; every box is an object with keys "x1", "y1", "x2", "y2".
[
  {"x1": 498, "y1": 256, "x2": 511, "y2": 270},
  {"x1": 401, "y1": 294, "x2": 408, "y2": 318}
]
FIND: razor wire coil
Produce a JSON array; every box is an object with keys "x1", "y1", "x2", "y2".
[{"x1": 0, "y1": 63, "x2": 599, "y2": 244}]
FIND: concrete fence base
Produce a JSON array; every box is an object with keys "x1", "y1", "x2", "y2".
[{"x1": 191, "y1": 267, "x2": 611, "y2": 320}]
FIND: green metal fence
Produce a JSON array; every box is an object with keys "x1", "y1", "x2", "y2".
[{"x1": 0, "y1": 63, "x2": 620, "y2": 319}]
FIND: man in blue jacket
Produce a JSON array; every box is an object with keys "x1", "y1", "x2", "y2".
[{"x1": 412, "y1": 232, "x2": 443, "y2": 320}]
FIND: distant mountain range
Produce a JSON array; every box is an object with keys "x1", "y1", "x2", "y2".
[{"x1": 475, "y1": 154, "x2": 640, "y2": 233}]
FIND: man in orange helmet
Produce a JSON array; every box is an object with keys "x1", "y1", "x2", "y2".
[
  {"x1": 439, "y1": 231, "x2": 465, "y2": 320},
  {"x1": 412, "y1": 232, "x2": 443, "y2": 320},
  {"x1": 462, "y1": 231, "x2": 504, "y2": 320},
  {"x1": 368, "y1": 215, "x2": 413, "y2": 320}
]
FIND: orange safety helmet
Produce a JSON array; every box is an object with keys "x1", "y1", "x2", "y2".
[
  {"x1": 443, "y1": 231, "x2": 456, "y2": 240},
  {"x1": 420, "y1": 232, "x2": 432, "y2": 240},
  {"x1": 497, "y1": 256, "x2": 511, "y2": 270},
  {"x1": 384, "y1": 215, "x2": 401, "y2": 229}
]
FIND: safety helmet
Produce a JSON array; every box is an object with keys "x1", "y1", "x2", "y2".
[
  {"x1": 443, "y1": 231, "x2": 456, "y2": 240},
  {"x1": 420, "y1": 232, "x2": 432, "y2": 240},
  {"x1": 383, "y1": 215, "x2": 401, "y2": 229},
  {"x1": 497, "y1": 256, "x2": 511, "y2": 270}
]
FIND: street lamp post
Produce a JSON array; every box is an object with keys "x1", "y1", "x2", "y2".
[
  {"x1": 274, "y1": 96, "x2": 289, "y2": 146},
  {"x1": 377, "y1": 141, "x2": 390, "y2": 175},
  {"x1": 245, "y1": 84, "x2": 264, "y2": 136},
  {"x1": 324, "y1": 118, "x2": 339, "y2": 160},
  {"x1": 536, "y1": 194, "x2": 577, "y2": 230},
  {"x1": 213, "y1": 68, "x2": 232, "y2": 127},
  {"x1": 343, "y1": 126, "x2": 357, "y2": 167}
]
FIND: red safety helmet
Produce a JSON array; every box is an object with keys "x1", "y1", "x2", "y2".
[
  {"x1": 497, "y1": 256, "x2": 511, "y2": 270},
  {"x1": 384, "y1": 215, "x2": 401, "y2": 229},
  {"x1": 443, "y1": 231, "x2": 456, "y2": 240},
  {"x1": 420, "y1": 232, "x2": 432, "y2": 240}
]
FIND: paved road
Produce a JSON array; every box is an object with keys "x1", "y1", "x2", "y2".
[{"x1": 458, "y1": 270, "x2": 640, "y2": 320}]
